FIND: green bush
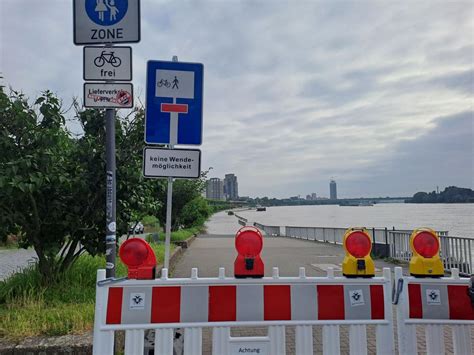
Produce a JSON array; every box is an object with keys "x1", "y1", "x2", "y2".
[
  {"x1": 0, "y1": 242, "x2": 170, "y2": 339},
  {"x1": 179, "y1": 197, "x2": 211, "y2": 228}
]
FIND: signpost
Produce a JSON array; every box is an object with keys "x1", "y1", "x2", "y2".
[
  {"x1": 84, "y1": 46, "x2": 132, "y2": 81},
  {"x1": 74, "y1": 0, "x2": 140, "y2": 279},
  {"x1": 144, "y1": 58, "x2": 204, "y2": 269}
]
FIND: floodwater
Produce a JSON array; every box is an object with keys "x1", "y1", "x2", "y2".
[{"x1": 206, "y1": 204, "x2": 473, "y2": 237}]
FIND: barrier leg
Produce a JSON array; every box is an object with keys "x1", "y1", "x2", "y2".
[
  {"x1": 375, "y1": 324, "x2": 394, "y2": 355},
  {"x1": 323, "y1": 325, "x2": 340, "y2": 355},
  {"x1": 295, "y1": 325, "x2": 313, "y2": 355},
  {"x1": 425, "y1": 324, "x2": 445, "y2": 355},
  {"x1": 452, "y1": 325, "x2": 472, "y2": 355},
  {"x1": 395, "y1": 267, "x2": 417, "y2": 355},
  {"x1": 184, "y1": 327, "x2": 202, "y2": 355},
  {"x1": 349, "y1": 324, "x2": 367, "y2": 355},
  {"x1": 268, "y1": 325, "x2": 286, "y2": 355},
  {"x1": 92, "y1": 270, "x2": 114, "y2": 355},
  {"x1": 212, "y1": 327, "x2": 230, "y2": 355},
  {"x1": 155, "y1": 328, "x2": 174, "y2": 355},
  {"x1": 124, "y1": 329, "x2": 144, "y2": 354}
]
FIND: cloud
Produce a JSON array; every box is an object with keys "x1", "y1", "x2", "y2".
[{"x1": 1, "y1": 0, "x2": 473, "y2": 198}]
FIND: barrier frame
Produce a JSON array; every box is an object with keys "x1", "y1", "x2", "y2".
[
  {"x1": 394, "y1": 267, "x2": 474, "y2": 355},
  {"x1": 93, "y1": 266, "x2": 394, "y2": 355}
]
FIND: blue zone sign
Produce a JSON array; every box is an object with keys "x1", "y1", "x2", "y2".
[{"x1": 145, "y1": 61, "x2": 203, "y2": 145}]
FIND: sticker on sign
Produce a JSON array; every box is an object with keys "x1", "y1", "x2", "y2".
[
  {"x1": 84, "y1": 83, "x2": 133, "y2": 108},
  {"x1": 143, "y1": 147, "x2": 201, "y2": 178}
]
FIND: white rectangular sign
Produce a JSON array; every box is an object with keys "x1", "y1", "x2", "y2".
[
  {"x1": 84, "y1": 46, "x2": 132, "y2": 81},
  {"x1": 155, "y1": 69, "x2": 195, "y2": 99},
  {"x1": 143, "y1": 148, "x2": 201, "y2": 178},
  {"x1": 229, "y1": 340, "x2": 269, "y2": 355},
  {"x1": 83, "y1": 83, "x2": 133, "y2": 108},
  {"x1": 73, "y1": 0, "x2": 140, "y2": 45}
]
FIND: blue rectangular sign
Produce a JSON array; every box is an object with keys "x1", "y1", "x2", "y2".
[{"x1": 145, "y1": 60, "x2": 203, "y2": 145}]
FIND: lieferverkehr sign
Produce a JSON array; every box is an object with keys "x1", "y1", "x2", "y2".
[
  {"x1": 73, "y1": 0, "x2": 140, "y2": 45},
  {"x1": 143, "y1": 147, "x2": 201, "y2": 179}
]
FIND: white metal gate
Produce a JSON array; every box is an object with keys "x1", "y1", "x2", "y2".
[
  {"x1": 93, "y1": 267, "x2": 394, "y2": 354},
  {"x1": 394, "y1": 267, "x2": 474, "y2": 355}
]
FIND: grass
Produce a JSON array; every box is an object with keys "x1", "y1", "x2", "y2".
[
  {"x1": 0, "y1": 242, "x2": 170, "y2": 340},
  {"x1": 146, "y1": 226, "x2": 202, "y2": 243}
]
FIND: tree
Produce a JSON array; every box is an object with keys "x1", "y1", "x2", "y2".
[{"x1": 0, "y1": 89, "x2": 163, "y2": 279}]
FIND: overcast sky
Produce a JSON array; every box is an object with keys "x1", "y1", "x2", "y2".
[{"x1": 1, "y1": 0, "x2": 473, "y2": 198}]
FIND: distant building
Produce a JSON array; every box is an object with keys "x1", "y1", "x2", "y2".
[
  {"x1": 330, "y1": 180, "x2": 337, "y2": 200},
  {"x1": 306, "y1": 193, "x2": 318, "y2": 201},
  {"x1": 223, "y1": 173, "x2": 239, "y2": 200},
  {"x1": 206, "y1": 178, "x2": 224, "y2": 200}
]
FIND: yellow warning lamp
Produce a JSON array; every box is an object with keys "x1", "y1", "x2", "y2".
[
  {"x1": 409, "y1": 228, "x2": 444, "y2": 277},
  {"x1": 342, "y1": 228, "x2": 375, "y2": 277}
]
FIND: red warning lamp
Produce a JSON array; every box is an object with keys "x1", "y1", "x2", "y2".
[
  {"x1": 345, "y1": 231, "x2": 372, "y2": 258},
  {"x1": 234, "y1": 226, "x2": 264, "y2": 278},
  {"x1": 409, "y1": 228, "x2": 444, "y2": 277},
  {"x1": 412, "y1": 231, "x2": 439, "y2": 258},
  {"x1": 342, "y1": 228, "x2": 375, "y2": 277},
  {"x1": 119, "y1": 238, "x2": 157, "y2": 279}
]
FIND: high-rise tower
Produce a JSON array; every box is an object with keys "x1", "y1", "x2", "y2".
[{"x1": 330, "y1": 179, "x2": 337, "y2": 200}]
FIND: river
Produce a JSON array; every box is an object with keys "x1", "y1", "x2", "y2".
[{"x1": 207, "y1": 203, "x2": 473, "y2": 237}]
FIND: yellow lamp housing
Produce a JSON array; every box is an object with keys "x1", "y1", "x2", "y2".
[
  {"x1": 409, "y1": 228, "x2": 444, "y2": 277},
  {"x1": 342, "y1": 228, "x2": 375, "y2": 278}
]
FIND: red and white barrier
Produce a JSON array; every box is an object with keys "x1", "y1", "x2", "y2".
[
  {"x1": 394, "y1": 267, "x2": 474, "y2": 355},
  {"x1": 93, "y1": 267, "x2": 394, "y2": 355}
]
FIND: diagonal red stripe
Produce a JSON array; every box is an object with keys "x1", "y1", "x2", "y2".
[
  {"x1": 106, "y1": 287, "x2": 123, "y2": 324},
  {"x1": 209, "y1": 286, "x2": 236, "y2": 322},
  {"x1": 408, "y1": 283, "x2": 422, "y2": 318},
  {"x1": 317, "y1": 285, "x2": 344, "y2": 320},
  {"x1": 151, "y1": 286, "x2": 181, "y2": 323}
]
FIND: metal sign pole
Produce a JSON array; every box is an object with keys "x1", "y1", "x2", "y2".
[
  {"x1": 105, "y1": 107, "x2": 117, "y2": 278},
  {"x1": 164, "y1": 56, "x2": 179, "y2": 270}
]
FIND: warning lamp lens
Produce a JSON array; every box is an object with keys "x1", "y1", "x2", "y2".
[
  {"x1": 120, "y1": 240, "x2": 149, "y2": 267},
  {"x1": 413, "y1": 232, "x2": 439, "y2": 258},
  {"x1": 345, "y1": 232, "x2": 371, "y2": 258}
]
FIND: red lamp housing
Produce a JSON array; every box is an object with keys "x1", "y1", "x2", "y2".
[
  {"x1": 119, "y1": 238, "x2": 157, "y2": 279},
  {"x1": 234, "y1": 226, "x2": 264, "y2": 278}
]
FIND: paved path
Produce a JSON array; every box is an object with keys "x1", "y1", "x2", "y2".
[
  {"x1": 172, "y1": 234, "x2": 405, "y2": 278},
  {"x1": 0, "y1": 248, "x2": 37, "y2": 281}
]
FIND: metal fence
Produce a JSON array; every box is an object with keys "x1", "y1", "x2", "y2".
[
  {"x1": 389, "y1": 231, "x2": 472, "y2": 275},
  {"x1": 251, "y1": 221, "x2": 472, "y2": 276}
]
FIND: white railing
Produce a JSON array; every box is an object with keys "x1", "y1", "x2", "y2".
[
  {"x1": 252, "y1": 221, "x2": 474, "y2": 275},
  {"x1": 93, "y1": 267, "x2": 394, "y2": 355},
  {"x1": 394, "y1": 267, "x2": 474, "y2": 354},
  {"x1": 389, "y1": 232, "x2": 472, "y2": 276},
  {"x1": 253, "y1": 222, "x2": 281, "y2": 237}
]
